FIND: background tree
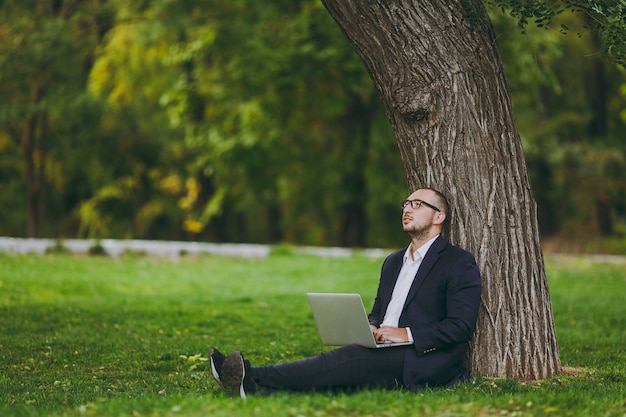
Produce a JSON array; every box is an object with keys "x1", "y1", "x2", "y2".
[
  {"x1": 0, "y1": 0, "x2": 114, "y2": 237},
  {"x1": 81, "y1": 0, "x2": 407, "y2": 246},
  {"x1": 492, "y1": 3, "x2": 626, "y2": 248}
]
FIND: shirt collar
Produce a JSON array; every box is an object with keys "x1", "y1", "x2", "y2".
[{"x1": 403, "y1": 234, "x2": 439, "y2": 263}]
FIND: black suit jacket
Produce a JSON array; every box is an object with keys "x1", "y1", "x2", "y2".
[{"x1": 368, "y1": 236, "x2": 481, "y2": 390}]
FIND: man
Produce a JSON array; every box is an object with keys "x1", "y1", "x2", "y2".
[{"x1": 210, "y1": 188, "x2": 481, "y2": 398}]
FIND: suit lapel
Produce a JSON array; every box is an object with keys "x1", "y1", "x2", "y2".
[{"x1": 403, "y1": 236, "x2": 446, "y2": 309}]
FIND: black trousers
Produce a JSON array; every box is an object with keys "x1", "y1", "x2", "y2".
[{"x1": 250, "y1": 344, "x2": 408, "y2": 392}]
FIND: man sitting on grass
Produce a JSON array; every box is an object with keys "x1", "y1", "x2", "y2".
[{"x1": 210, "y1": 187, "x2": 482, "y2": 398}]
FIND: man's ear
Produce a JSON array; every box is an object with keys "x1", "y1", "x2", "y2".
[{"x1": 433, "y1": 211, "x2": 446, "y2": 225}]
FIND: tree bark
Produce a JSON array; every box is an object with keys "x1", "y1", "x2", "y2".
[
  {"x1": 37, "y1": 110, "x2": 49, "y2": 237},
  {"x1": 321, "y1": 0, "x2": 561, "y2": 379},
  {"x1": 24, "y1": 87, "x2": 47, "y2": 238},
  {"x1": 24, "y1": 111, "x2": 38, "y2": 238}
]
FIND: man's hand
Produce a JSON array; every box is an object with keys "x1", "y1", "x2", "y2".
[{"x1": 372, "y1": 326, "x2": 409, "y2": 343}]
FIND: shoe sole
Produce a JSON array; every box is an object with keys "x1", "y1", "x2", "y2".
[
  {"x1": 209, "y1": 350, "x2": 224, "y2": 389},
  {"x1": 221, "y1": 351, "x2": 246, "y2": 399}
]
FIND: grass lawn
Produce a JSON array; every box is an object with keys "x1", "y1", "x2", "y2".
[{"x1": 0, "y1": 251, "x2": 624, "y2": 416}]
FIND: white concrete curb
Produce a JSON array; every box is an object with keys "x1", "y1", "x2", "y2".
[{"x1": 0, "y1": 237, "x2": 389, "y2": 259}]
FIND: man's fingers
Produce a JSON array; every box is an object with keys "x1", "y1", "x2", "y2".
[{"x1": 376, "y1": 326, "x2": 407, "y2": 343}]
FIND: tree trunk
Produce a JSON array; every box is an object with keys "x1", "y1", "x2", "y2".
[
  {"x1": 24, "y1": 85, "x2": 46, "y2": 238},
  {"x1": 339, "y1": 96, "x2": 373, "y2": 247},
  {"x1": 586, "y1": 33, "x2": 613, "y2": 237},
  {"x1": 37, "y1": 110, "x2": 49, "y2": 238},
  {"x1": 321, "y1": 0, "x2": 561, "y2": 379},
  {"x1": 24, "y1": 112, "x2": 38, "y2": 238}
]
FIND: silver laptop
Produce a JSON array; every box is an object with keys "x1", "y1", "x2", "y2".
[{"x1": 307, "y1": 293, "x2": 413, "y2": 348}]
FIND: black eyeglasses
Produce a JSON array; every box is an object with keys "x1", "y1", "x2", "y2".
[{"x1": 400, "y1": 199, "x2": 441, "y2": 212}]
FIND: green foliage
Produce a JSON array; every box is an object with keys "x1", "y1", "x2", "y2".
[
  {"x1": 0, "y1": 0, "x2": 114, "y2": 237},
  {"x1": 488, "y1": 0, "x2": 566, "y2": 31},
  {"x1": 88, "y1": 241, "x2": 108, "y2": 256},
  {"x1": 0, "y1": 253, "x2": 624, "y2": 416},
  {"x1": 488, "y1": 0, "x2": 626, "y2": 69},
  {"x1": 588, "y1": 1, "x2": 626, "y2": 67},
  {"x1": 81, "y1": 0, "x2": 406, "y2": 246},
  {"x1": 44, "y1": 239, "x2": 70, "y2": 255},
  {"x1": 0, "y1": 0, "x2": 625, "y2": 247},
  {"x1": 489, "y1": 5, "x2": 626, "y2": 239}
]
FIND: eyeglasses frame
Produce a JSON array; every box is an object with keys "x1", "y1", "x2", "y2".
[{"x1": 400, "y1": 199, "x2": 441, "y2": 212}]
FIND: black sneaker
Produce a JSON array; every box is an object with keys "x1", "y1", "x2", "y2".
[
  {"x1": 209, "y1": 348, "x2": 225, "y2": 389},
  {"x1": 221, "y1": 351, "x2": 256, "y2": 399}
]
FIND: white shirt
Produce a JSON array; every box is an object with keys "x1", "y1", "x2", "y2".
[{"x1": 381, "y1": 235, "x2": 439, "y2": 341}]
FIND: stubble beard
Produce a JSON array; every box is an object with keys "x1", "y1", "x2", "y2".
[{"x1": 403, "y1": 222, "x2": 431, "y2": 241}]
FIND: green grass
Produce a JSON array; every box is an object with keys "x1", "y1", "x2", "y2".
[{"x1": 0, "y1": 252, "x2": 624, "y2": 416}]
